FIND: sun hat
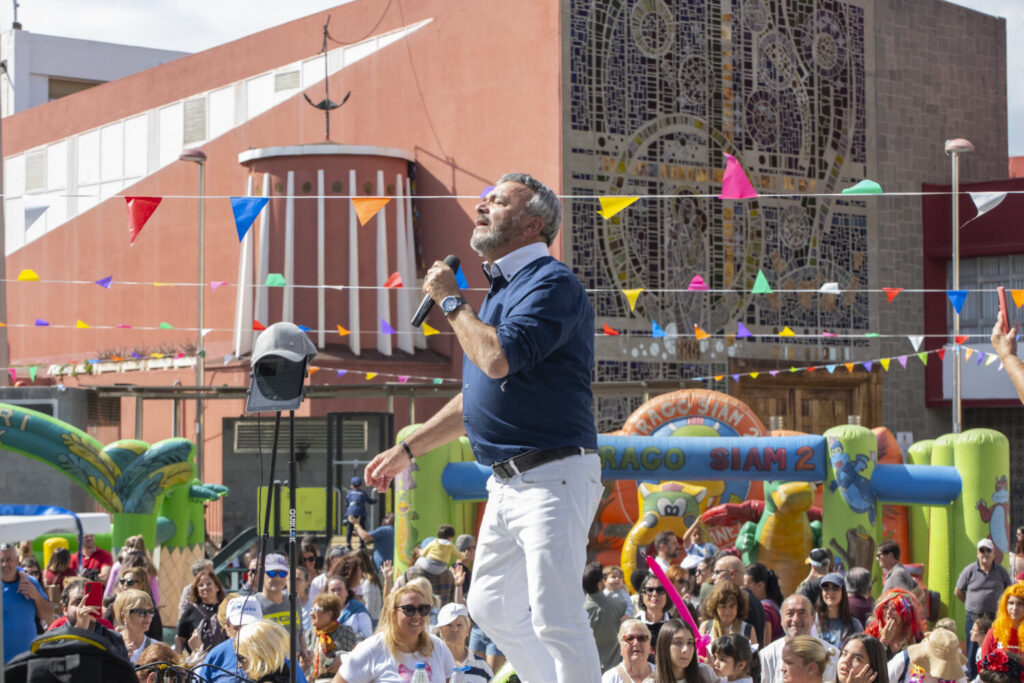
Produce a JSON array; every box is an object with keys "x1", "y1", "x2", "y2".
[{"x1": 907, "y1": 629, "x2": 968, "y2": 680}]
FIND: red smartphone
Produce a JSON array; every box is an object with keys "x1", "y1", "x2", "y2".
[
  {"x1": 999, "y1": 286, "x2": 1010, "y2": 333},
  {"x1": 84, "y1": 581, "x2": 103, "y2": 608}
]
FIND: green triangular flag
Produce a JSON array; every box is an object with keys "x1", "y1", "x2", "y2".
[
  {"x1": 917, "y1": 352, "x2": 928, "y2": 365},
  {"x1": 752, "y1": 270, "x2": 773, "y2": 294},
  {"x1": 841, "y1": 179, "x2": 883, "y2": 194},
  {"x1": 159, "y1": 322, "x2": 174, "y2": 329},
  {"x1": 29, "y1": 366, "x2": 37, "y2": 381},
  {"x1": 864, "y1": 332, "x2": 880, "y2": 338},
  {"x1": 266, "y1": 273, "x2": 287, "y2": 287}
]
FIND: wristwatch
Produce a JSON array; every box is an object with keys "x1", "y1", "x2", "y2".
[{"x1": 440, "y1": 295, "x2": 468, "y2": 316}]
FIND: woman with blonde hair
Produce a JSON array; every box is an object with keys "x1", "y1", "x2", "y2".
[
  {"x1": 333, "y1": 583, "x2": 455, "y2": 682},
  {"x1": 237, "y1": 619, "x2": 293, "y2": 682},
  {"x1": 780, "y1": 635, "x2": 828, "y2": 683},
  {"x1": 112, "y1": 588, "x2": 157, "y2": 663},
  {"x1": 980, "y1": 582, "x2": 1024, "y2": 659}
]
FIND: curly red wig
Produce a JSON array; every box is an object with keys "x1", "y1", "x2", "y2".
[{"x1": 864, "y1": 588, "x2": 924, "y2": 645}]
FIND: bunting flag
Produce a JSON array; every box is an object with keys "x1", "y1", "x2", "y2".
[
  {"x1": 1014, "y1": 290, "x2": 1024, "y2": 309},
  {"x1": 917, "y1": 352, "x2": 928, "y2": 365},
  {"x1": 714, "y1": 375, "x2": 723, "y2": 381},
  {"x1": 937, "y1": 349, "x2": 946, "y2": 361},
  {"x1": 770, "y1": 370, "x2": 780, "y2": 377},
  {"x1": 880, "y1": 358, "x2": 891, "y2": 371},
  {"x1": 976, "y1": 352, "x2": 985, "y2": 366},
  {"x1": 76, "y1": 320, "x2": 89, "y2": 329},
  {"x1": 480, "y1": 185, "x2": 495, "y2": 199},
  {"x1": 381, "y1": 319, "x2": 396, "y2": 335},
  {"x1": 986, "y1": 353, "x2": 999, "y2": 366},
  {"x1": 897, "y1": 356, "x2": 908, "y2": 368},
  {"x1": 432, "y1": 378, "x2": 444, "y2": 384},
  {"x1": 862, "y1": 361, "x2": 873, "y2": 372},
  {"x1": 297, "y1": 325, "x2": 311, "y2": 332},
  {"x1": 118, "y1": 324, "x2": 132, "y2": 329},
  {"x1": 336, "y1": 324, "x2": 350, "y2": 336},
  {"x1": 308, "y1": 366, "x2": 320, "y2": 375},
  {"x1": 750, "y1": 372, "x2": 759, "y2": 379},
  {"x1": 821, "y1": 331, "x2": 837, "y2": 338},
  {"x1": 383, "y1": 272, "x2": 403, "y2": 288},
  {"x1": 752, "y1": 270, "x2": 773, "y2": 294},
  {"x1": 29, "y1": 366, "x2": 37, "y2": 382},
  {"x1": 266, "y1": 273, "x2": 286, "y2": 287},
  {"x1": 623, "y1": 288, "x2": 644, "y2": 311},
  {"x1": 882, "y1": 287, "x2": 903, "y2": 303},
  {"x1": 732, "y1": 374, "x2": 740, "y2": 382},
  {"x1": 253, "y1": 320, "x2": 266, "y2": 331},
  {"x1": 688, "y1": 275, "x2": 709, "y2": 291},
  {"x1": 908, "y1": 335, "x2": 924, "y2": 352},
  {"x1": 946, "y1": 290, "x2": 968, "y2": 314},
  {"x1": 969, "y1": 191, "x2": 1006, "y2": 217},
  {"x1": 954, "y1": 335, "x2": 969, "y2": 345},
  {"x1": 845, "y1": 363, "x2": 854, "y2": 373},
  {"x1": 789, "y1": 366, "x2": 798, "y2": 373},
  {"x1": 158, "y1": 322, "x2": 174, "y2": 329},
  {"x1": 651, "y1": 320, "x2": 665, "y2": 338},
  {"x1": 229, "y1": 196, "x2": 269, "y2": 241},
  {"x1": 95, "y1": 276, "x2": 113, "y2": 289},
  {"x1": 153, "y1": 282, "x2": 174, "y2": 287},
  {"x1": 211, "y1": 281, "x2": 227, "y2": 292},
  {"x1": 24, "y1": 200, "x2": 49, "y2": 230},
  {"x1": 603, "y1": 323, "x2": 620, "y2": 336},
  {"x1": 365, "y1": 372, "x2": 378, "y2": 380},
  {"x1": 718, "y1": 153, "x2": 758, "y2": 199},
  {"x1": 864, "y1": 332, "x2": 880, "y2": 338},
  {"x1": 826, "y1": 365, "x2": 836, "y2": 374},
  {"x1": 422, "y1": 322, "x2": 440, "y2": 336},
  {"x1": 352, "y1": 197, "x2": 390, "y2": 226},
  {"x1": 597, "y1": 196, "x2": 640, "y2": 219},
  {"x1": 34, "y1": 319, "x2": 48, "y2": 326},
  {"x1": 779, "y1": 326, "x2": 795, "y2": 337},
  {"x1": 202, "y1": 328, "x2": 213, "y2": 337},
  {"x1": 965, "y1": 348, "x2": 975, "y2": 361},
  {"x1": 336, "y1": 369, "x2": 348, "y2": 377},
  {"x1": 694, "y1": 324, "x2": 710, "y2": 340},
  {"x1": 398, "y1": 375, "x2": 409, "y2": 383},
  {"x1": 455, "y1": 267, "x2": 469, "y2": 289},
  {"x1": 819, "y1": 282, "x2": 840, "y2": 294},
  {"x1": 737, "y1": 322, "x2": 753, "y2": 338},
  {"x1": 841, "y1": 179, "x2": 883, "y2": 194},
  {"x1": 125, "y1": 196, "x2": 161, "y2": 245},
  {"x1": 17, "y1": 269, "x2": 39, "y2": 281}
]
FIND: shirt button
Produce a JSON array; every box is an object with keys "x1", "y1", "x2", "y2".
[
  {"x1": 463, "y1": 416, "x2": 469, "y2": 422},
  {"x1": 464, "y1": 384, "x2": 469, "y2": 389}
]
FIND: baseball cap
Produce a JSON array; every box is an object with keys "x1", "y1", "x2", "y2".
[
  {"x1": 978, "y1": 538, "x2": 995, "y2": 551},
  {"x1": 806, "y1": 548, "x2": 829, "y2": 568},
  {"x1": 350, "y1": 476, "x2": 363, "y2": 488},
  {"x1": 265, "y1": 553, "x2": 289, "y2": 573},
  {"x1": 226, "y1": 596, "x2": 262, "y2": 626},
  {"x1": 820, "y1": 572, "x2": 844, "y2": 588},
  {"x1": 436, "y1": 602, "x2": 469, "y2": 628},
  {"x1": 251, "y1": 322, "x2": 317, "y2": 365},
  {"x1": 681, "y1": 554, "x2": 703, "y2": 570},
  {"x1": 455, "y1": 535, "x2": 475, "y2": 552}
]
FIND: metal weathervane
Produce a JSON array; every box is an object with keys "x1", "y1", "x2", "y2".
[{"x1": 304, "y1": 17, "x2": 351, "y2": 140}]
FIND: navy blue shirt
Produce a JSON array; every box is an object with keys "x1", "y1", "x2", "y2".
[{"x1": 462, "y1": 253, "x2": 597, "y2": 466}]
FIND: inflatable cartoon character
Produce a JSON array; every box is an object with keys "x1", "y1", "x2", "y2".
[
  {"x1": 828, "y1": 438, "x2": 877, "y2": 524},
  {"x1": 978, "y1": 475, "x2": 1010, "y2": 564},
  {"x1": 620, "y1": 482, "x2": 708, "y2": 589}
]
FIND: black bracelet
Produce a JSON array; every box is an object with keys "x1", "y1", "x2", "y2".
[{"x1": 399, "y1": 440, "x2": 414, "y2": 462}]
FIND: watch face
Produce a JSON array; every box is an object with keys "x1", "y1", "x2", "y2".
[{"x1": 442, "y1": 296, "x2": 465, "y2": 314}]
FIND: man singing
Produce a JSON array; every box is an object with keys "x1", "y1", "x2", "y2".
[{"x1": 365, "y1": 173, "x2": 601, "y2": 682}]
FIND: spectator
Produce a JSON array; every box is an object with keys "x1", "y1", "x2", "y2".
[
  {"x1": 433, "y1": 602, "x2": 492, "y2": 683},
  {"x1": 237, "y1": 619, "x2": 297, "y2": 683},
  {"x1": 700, "y1": 581, "x2": 758, "y2": 648},
  {"x1": 711, "y1": 632, "x2": 758, "y2": 683},
  {"x1": 980, "y1": 583, "x2": 1024, "y2": 660},
  {"x1": 876, "y1": 541, "x2": 916, "y2": 593},
  {"x1": 309, "y1": 546, "x2": 348, "y2": 604},
  {"x1": 57, "y1": 576, "x2": 128, "y2": 660},
  {"x1": 256, "y1": 553, "x2": 294, "y2": 628},
  {"x1": 344, "y1": 477, "x2": 377, "y2": 548},
  {"x1": 836, "y1": 634, "x2": 890, "y2": 683},
  {"x1": 178, "y1": 558, "x2": 214, "y2": 619},
  {"x1": 956, "y1": 538, "x2": 1011, "y2": 678},
  {"x1": 684, "y1": 523, "x2": 718, "y2": 560},
  {"x1": 351, "y1": 513, "x2": 395, "y2": 571},
  {"x1": 816, "y1": 572, "x2": 863, "y2": 648},
  {"x1": 135, "y1": 642, "x2": 186, "y2": 683},
  {"x1": 354, "y1": 548, "x2": 384, "y2": 626},
  {"x1": 326, "y1": 573, "x2": 372, "y2": 640},
  {"x1": 1011, "y1": 527, "x2": 1024, "y2": 577},
  {"x1": 16, "y1": 540, "x2": 35, "y2": 565},
  {"x1": 112, "y1": 587, "x2": 157, "y2": 663},
  {"x1": 115, "y1": 566, "x2": 163, "y2": 640},
  {"x1": 845, "y1": 567, "x2": 875, "y2": 626},
  {"x1": 864, "y1": 589, "x2": 924, "y2": 659},
  {"x1": 416, "y1": 524, "x2": 465, "y2": 576},
  {"x1": 666, "y1": 564, "x2": 699, "y2": 617},
  {"x1": 396, "y1": 556, "x2": 455, "y2": 607},
  {"x1": 2, "y1": 542, "x2": 53, "y2": 661},
  {"x1": 888, "y1": 628, "x2": 967, "y2": 683},
  {"x1": 637, "y1": 572, "x2": 675, "y2": 647},
  {"x1": 176, "y1": 569, "x2": 226, "y2": 653},
  {"x1": 294, "y1": 565, "x2": 313, "y2": 636},
  {"x1": 335, "y1": 583, "x2": 455, "y2": 683},
  {"x1": 779, "y1": 635, "x2": 829, "y2": 683},
  {"x1": 744, "y1": 562, "x2": 783, "y2": 644},
  {"x1": 452, "y1": 534, "x2": 475, "y2": 597},
  {"x1": 653, "y1": 530, "x2": 681, "y2": 571},
  {"x1": 797, "y1": 548, "x2": 831, "y2": 607},
  {"x1": 604, "y1": 565, "x2": 636, "y2": 618},
  {"x1": 759, "y1": 595, "x2": 839, "y2": 683},
  {"x1": 105, "y1": 536, "x2": 158, "y2": 597},
  {"x1": 68, "y1": 534, "x2": 114, "y2": 583},
  {"x1": 42, "y1": 547, "x2": 76, "y2": 602},
  {"x1": 240, "y1": 555, "x2": 261, "y2": 593},
  {"x1": 696, "y1": 557, "x2": 715, "y2": 603},
  {"x1": 468, "y1": 621, "x2": 505, "y2": 676},
  {"x1": 970, "y1": 616, "x2": 994, "y2": 675},
  {"x1": 301, "y1": 538, "x2": 323, "y2": 577},
  {"x1": 714, "y1": 554, "x2": 766, "y2": 645},
  {"x1": 979, "y1": 650, "x2": 1024, "y2": 683},
  {"x1": 649, "y1": 618, "x2": 716, "y2": 683},
  {"x1": 584, "y1": 561, "x2": 627, "y2": 672},
  {"x1": 601, "y1": 619, "x2": 654, "y2": 683},
  {"x1": 305, "y1": 592, "x2": 357, "y2": 681}
]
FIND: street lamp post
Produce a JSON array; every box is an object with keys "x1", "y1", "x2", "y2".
[
  {"x1": 945, "y1": 137, "x2": 974, "y2": 434},
  {"x1": 179, "y1": 148, "x2": 207, "y2": 475}
]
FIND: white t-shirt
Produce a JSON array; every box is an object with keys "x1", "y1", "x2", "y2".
[
  {"x1": 339, "y1": 632, "x2": 455, "y2": 683},
  {"x1": 603, "y1": 661, "x2": 654, "y2": 682}
]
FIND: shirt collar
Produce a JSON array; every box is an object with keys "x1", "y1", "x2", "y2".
[{"x1": 483, "y1": 242, "x2": 550, "y2": 283}]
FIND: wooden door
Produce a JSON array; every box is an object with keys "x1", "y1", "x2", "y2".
[{"x1": 731, "y1": 370, "x2": 881, "y2": 433}]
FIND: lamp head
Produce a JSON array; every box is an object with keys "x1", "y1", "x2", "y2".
[
  {"x1": 944, "y1": 138, "x2": 975, "y2": 155},
  {"x1": 179, "y1": 148, "x2": 207, "y2": 164},
  {"x1": 245, "y1": 322, "x2": 318, "y2": 413}
]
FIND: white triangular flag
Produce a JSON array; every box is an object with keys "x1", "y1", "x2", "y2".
[
  {"x1": 969, "y1": 192, "x2": 1006, "y2": 217},
  {"x1": 201, "y1": 328, "x2": 213, "y2": 337},
  {"x1": 24, "y1": 200, "x2": 50, "y2": 229},
  {"x1": 819, "y1": 282, "x2": 840, "y2": 294},
  {"x1": 908, "y1": 335, "x2": 924, "y2": 352},
  {"x1": 223, "y1": 354, "x2": 233, "y2": 365}
]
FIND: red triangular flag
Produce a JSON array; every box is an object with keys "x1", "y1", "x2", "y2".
[
  {"x1": 383, "y1": 272, "x2": 403, "y2": 288},
  {"x1": 253, "y1": 320, "x2": 267, "y2": 331},
  {"x1": 882, "y1": 287, "x2": 903, "y2": 303},
  {"x1": 125, "y1": 197, "x2": 161, "y2": 245},
  {"x1": 954, "y1": 335, "x2": 969, "y2": 345},
  {"x1": 602, "y1": 323, "x2": 620, "y2": 336},
  {"x1": 938, "y1": 349, "x2": 946, "y2": 361}
]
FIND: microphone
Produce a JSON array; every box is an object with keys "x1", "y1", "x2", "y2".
[{"x1": 410, "y1": 254, "x2": 461, "y2": 327}]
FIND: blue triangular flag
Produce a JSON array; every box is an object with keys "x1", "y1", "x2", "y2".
[
  {"x1": 455, "y1": 266, "x2": 469, "y2": 289},
  {"x1": 731, "y1": 374, "x2": 740, "y2": 382},
  {"x1": 94, "y1": 276, "x2": 113, "y2": 289},
  {"x1": 826, "y1": 364, "x2": 836, "y2": 374},
  {"x1": 34, "y1": 319, "x2": 48, "y2": 327},
  {"x1": 381, "y1": 319, "x2": 397, "y2": 335},
  {"x1": 480, "y1": 185, "x2": 495, "y2": 199},
  {"x1": 297, "y1": 324, "x2": 311, "y2": 332},
  {"x1": 336, "y1": 369, "x2": 347, "y2": 377},
  {"x1": 651, "y1": 320, "x2": 665, "y2": 338},
  {"x1": 862, "y1": 361, "x2": 873, "y2": 372},
  {"x1": 737, "y1": 322, "x2": 752, "y2": 338},
  {"x1": 230, "y1": 196, "x2": 269, "y2": 241},
  {"x1": 946, "y1": 289, "x2": 968, "y2": 314},
  {"x1": 131, "y1": 352, "x2": 142, "y2": 359},
  {"x1": 977, "y1": 352, "x2": 985, "y2": 366}
]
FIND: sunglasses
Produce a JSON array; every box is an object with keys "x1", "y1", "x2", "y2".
[
  {"x1": 130, "y1": 608, "x2": 157, "y2": 617},
  {"x1": 266, "y1": 570, "x2": 288, "y2": 578},
  {"x1": 302, "y1": 555, "x2": 316, "y2": 562},
  {"x1": 396, "y1": 604, "x2": 432, "y2": 617},
  {"x1": 979, "y1": 547, "x2": 993, "y2": 554},
  {"x1": 642, "y1": 586, "x2": 666, "y2": 595},
  {"x1": 623, "y1": 634, "x2": 650, "y2": 643},
  {"x1": 119, "y1": 578, "x2": 138, "y2": 586}
]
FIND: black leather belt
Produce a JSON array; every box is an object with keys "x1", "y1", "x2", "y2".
[{"x1": 491, "y1": 446, "x2": 588, "y2": 480}]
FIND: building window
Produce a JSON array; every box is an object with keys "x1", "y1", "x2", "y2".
[
  {"x1": 48, "y1": 77, "x2": 102, "y2": 102},
  {"x1": 183, "y1": 98, "x2": 207, "y2": 145}
]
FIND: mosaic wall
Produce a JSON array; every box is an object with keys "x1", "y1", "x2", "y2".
[{"x1": 563, "y1": 0, "x2": 874, "y2": 431}]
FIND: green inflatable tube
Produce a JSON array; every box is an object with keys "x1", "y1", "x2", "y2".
[
  {"x1": 927, "y1": 434, "x2": 957, "y2": 618},
  {"x1": 907, "y1": 440, "x2": 934, "y2": 568},
  {"x1": 822, "y1": 425, "x2": 881, "y2": 584}
]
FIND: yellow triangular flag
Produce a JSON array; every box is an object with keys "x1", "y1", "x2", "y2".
[
  {"x1": 336, "y1": 324, "x2": 350, "y2": 336},
  {"x1": 779, "y1": 326, "x2": 795, "y2": 337},
  {"x1": 422, "y1": 322, "x2": 440, "y2": 337},
  {"x1": 76, "y1": 320, "x2": 90, "y2": 329},
  {"x1": 597, "y1": 196, "x2": 640, "y2": 219},
  {"x1": 365, "y1": 372, "x2": 378, "y2": 380},
  {"x1": 352, "y1": 197, "x2": 391, "y2": 226},
  {"x1": 714, "y1": 375, "x2": 723, "y2": 381},
  {"x1": 16, "y1": 269, "x2": 39, "y2": 281},
  {"x1": 153, "y1": 282, "x2": 174, "y2": 287},
  {"x1": 986, "y1": 353, "x2": 999, "y2": 366},
  {"x1": 622, "y1": 288, "x2": 644, "y2": 311},
  {"x1": 0, "y1": 322, "x2": 7, "y2": 327},
  {"x1": 880, "y1": 358, "x2": 891, "y2": 371},
  {"x1": 694, "y1": 324, "x2": 710, "y2": 340},
  {"x1": 750, "y1": 372, "x2": 759, "y2": 379},
  {"x1": 965, "y1": 347, "x2": 975, "y2": 361},
  {"x1": 845, "y1": 362, "x2": 854, "y2": 373}
]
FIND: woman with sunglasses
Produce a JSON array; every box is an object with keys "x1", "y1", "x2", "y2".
[
  {"x1": 333, "y1": 583, "x2": 455, "y2": 683},
  {"x1": 175, "y1": 569, "x2": 225, "y2": 654},
  {"x1": 306, "y1": 592, "x2": 358, "y2": 681},
  {"x1": 116, "y1": 567, "x2": 164, "y2": 641},
  {"x1": 112, "y1": 588, "x2": 157, "y2": 664},
  {"x1": 815, "y1": 573, "x2": 863, "y2": 648},
  {"x1": 639, "y1": 573, "x2": 675, "y2": 649},
  {"x1": 601, "y1": 619, "x2": 653, "y2": 682}
]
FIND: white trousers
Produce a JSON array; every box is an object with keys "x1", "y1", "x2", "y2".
[{"x1": 466, "y1": 452, "x2": 603, "y2": 683}]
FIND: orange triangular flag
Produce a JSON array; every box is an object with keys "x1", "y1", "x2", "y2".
[
  {"x1": 1013, "y1": 290, "x2": 1024, "y2": 308},
  {"x1": 602, "y1": 323, "x2": 620, "y2": 336},
  {"x1": 336, "y1": 324, "x2": 350, "y2": 336},
  {"x1": 383, "y1": 272, "x2": 403, "y2": 288},
  {"x1": 713, "y1": 375, "x2": 723, "y2": 381},
  {"x1": 694, "y1": 324, "x2": 710, "y2": 340},
  {"x1": 844, "y1": 363, "x2": 854, "y2": 373},
  {"x1": 882, "y1": 287, "x2": 903, "y2": 303},
  {"x1": 422, "y1": 323, "x2": 440, "y2": 337},
  {"x1": 352, "y1": 197, "x2": 390, "y2": 226},
  {"x1": 253, "y1": 320, "x2": 266, "y2": 331},
  {"x1": 308, "y1": 366, "x2": 320, "y2": 376},
  {"x1": 965, "y1": 347, "x2": 975, "y2": 361}
]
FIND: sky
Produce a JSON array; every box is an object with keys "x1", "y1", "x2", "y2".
[{"x1": 1, "y1": 0, "x2": 1021, "y2": 155}]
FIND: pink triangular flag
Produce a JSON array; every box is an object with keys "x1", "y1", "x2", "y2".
[
  {"x1": 211, "y1": 281, "x2": 227, "y2": 292},
  {"x1": 688, "y1": 275, "x2": 709, "y2": 291},
  {"x1": 398, "y1": 375, "x2": 410, "y2": 383},
  {"x1": 718, "y1": 153, "x2": 758, "y2": 200},
  {"x1": 897, "y1": 355, "x2": 908, "y2": 368}
]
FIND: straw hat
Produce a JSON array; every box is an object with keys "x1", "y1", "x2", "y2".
[{"x1": 907, "y1": 629, "x2": 968, "y2": 681}]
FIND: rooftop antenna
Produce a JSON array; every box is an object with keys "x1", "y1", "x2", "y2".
[
  {"x1": 11, "y1": 0, "x2": 20, "y2": 29},
  {"x1": 303, "y1": 16, "x2": 350, "y2": 141}
]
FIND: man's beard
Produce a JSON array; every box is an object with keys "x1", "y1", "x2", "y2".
[{"x1": 470, "y1": 214, "x2": 525, "y2": 256}]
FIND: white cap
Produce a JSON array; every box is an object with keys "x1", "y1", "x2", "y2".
[
  {"x1": 436, "y1": 602, "x2": 469, "y2": 628},
  {"x1": 264, "y1": 553, "x2": 289, "y2": 573},
  {"x1": 978, "y1": 538, "x2": 995, "y2": 551},
  {"x1": 251, "y1": 322, "x2": 317, "y2": 365},
  {"x1": 226, "y1": 596, "x2": 262, "y2": 626},
  {"x1": 681, "y1": 554, "x2": 703, "y2": 570}
]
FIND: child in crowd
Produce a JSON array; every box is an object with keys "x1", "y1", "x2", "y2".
[
  {"x1": 415, "y1": 524, "x2": 464, "y2": 574},
  {"x1": 971, "y1": 616, "x2": 994, "y2": 674},
  {"x1": 603, "y1": 565, "x2": 635, "y2": 618},
  {"x1": 933, "y1": 618, "x2": 957, "y2": 634},
  {"x1": 344, "y1": 477, "x2": 377, "y2": 547},
  {"x1": 710, "y1": 633, "x2": 758, "y2": 683}
]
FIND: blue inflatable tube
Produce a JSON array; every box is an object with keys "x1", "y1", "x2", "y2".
[{"x1": 870, "y1": 464, "x2": 962, "y2": 505}]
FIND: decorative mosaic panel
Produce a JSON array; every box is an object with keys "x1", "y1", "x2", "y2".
[{"x1": 564, "y1": 0, "x2": 874, "y2": 423}]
